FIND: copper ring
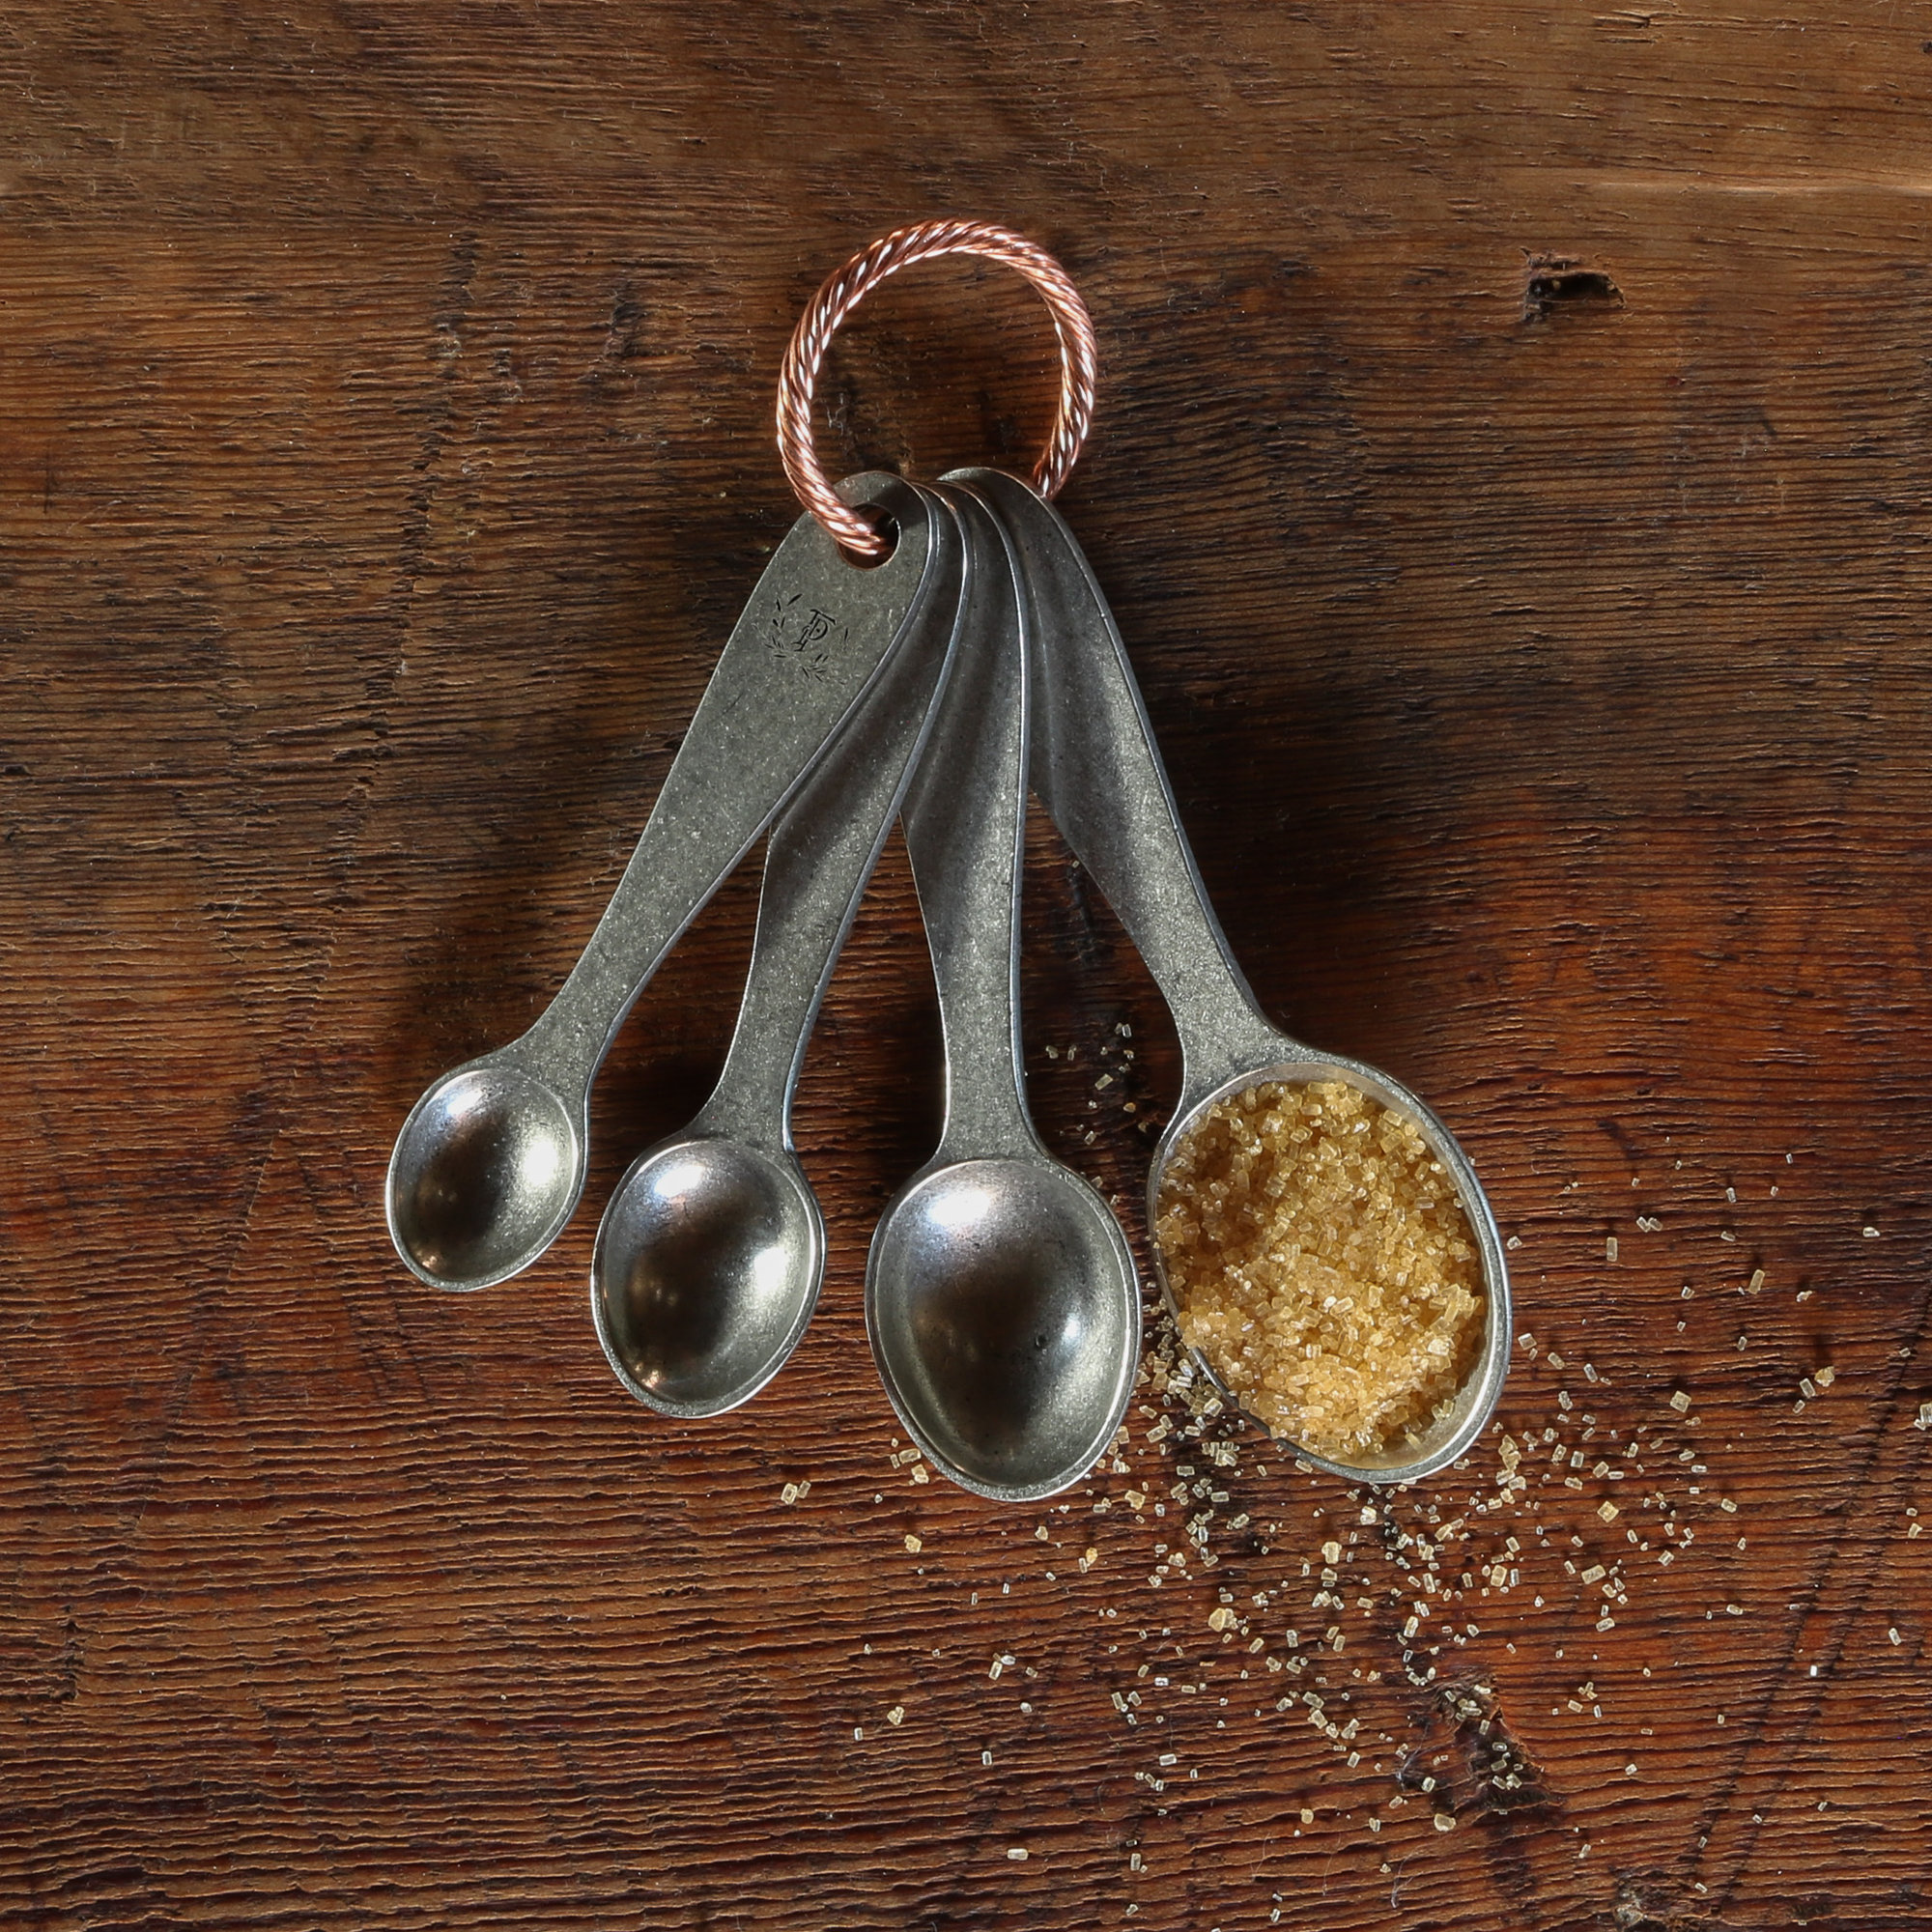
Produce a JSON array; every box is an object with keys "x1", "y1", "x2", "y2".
[{"x1": 777, "y1": 219, "x2": 1098, "y2": 560}]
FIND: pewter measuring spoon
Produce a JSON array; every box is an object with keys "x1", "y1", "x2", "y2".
[
  {"x1": 589, "y1": 488, "x2": 969, "y2": 1416},
  {"x1": 867, "y1": 486, "x2": 1140, "y2": 1502},
  {"x1": 387, "y1": 474, "x2": 948, "y2": 1293},
  {"x1": 958, "y1": 467, "x2": 1511, "y2": 1485}
]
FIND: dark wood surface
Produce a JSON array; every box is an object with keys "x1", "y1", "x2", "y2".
[{"x1": 5, "y1": 7, "x2": 1930, "y2": 1927}]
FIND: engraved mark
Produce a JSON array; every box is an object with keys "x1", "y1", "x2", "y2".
[{"x1": 766, "y1": 593, "x2": 843, "y2": 679}]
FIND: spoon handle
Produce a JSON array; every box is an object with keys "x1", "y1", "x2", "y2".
[
  {"x1": 697, "y1": 491, "x2": 968, "y2": 1149},
  {"x1": 900, "y1": 488, "x2": 1037, "y2": 1164},
  {"x1": 952, "y1": 469, "x2": 1290, "y2": 1098},
  {"x1": 519, "y1": 473, "x2": 946, "y2": 1092}
]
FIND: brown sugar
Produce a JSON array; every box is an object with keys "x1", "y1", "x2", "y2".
[{"x1": 1155, "y1": 1078, "x2": 1484, "y2": 1463}]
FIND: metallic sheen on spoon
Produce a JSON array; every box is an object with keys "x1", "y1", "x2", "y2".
[
  {"x1": 386, "y1": 474, "x2": 946, "y2": 1292},
  {"x1": 958, "y1": 467, "x2": 1511, "y2": 1485},
  {"x1": 590, "y1": 488, "x2": 969, "y2": 1416},
  {"x1": 867, "y1": 486, "x2": 1140, "y2": 1503}
]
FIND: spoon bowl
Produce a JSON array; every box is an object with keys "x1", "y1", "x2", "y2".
[
  {"x1": 387, "y1": 1061, "x2": 582, "y2": 1291},
  {"x1": 593, "y1": 1135, "x2": 824, "y2": 1418},
  {"x1": 1151, "y1": 1051, "x2": 1511, "y2": 1486},
  {"x1": 868, "y1": 1156, "x2": 1139, "y2": 1502}
]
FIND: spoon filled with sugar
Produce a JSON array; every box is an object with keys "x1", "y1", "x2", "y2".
[
  {"x1": 958, "y1": 467, "x2": 1511, "y2": 1485},
  {"x1": 590, "y1": 488, "x2": 967, "y2": 1414}
]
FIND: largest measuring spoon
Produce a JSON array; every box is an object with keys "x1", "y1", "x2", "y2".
[
  {"x1": 956, "y1": 467, "x2": 1511, "y2": 1485},
  {"x1": 388, "y1": 474, "x2": 948, "y2": 1292}
]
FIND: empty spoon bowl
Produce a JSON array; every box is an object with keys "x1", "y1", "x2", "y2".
[
  {"x1": 594, "y1": 1137, "x2": 824, "y2": 1418},
  {"x1": 388, "y1": 1063, "x2": 581, "y2": 1289},
  {"x1": 869, "y1": 1156, "x2": 1138, "y2": 1498}
]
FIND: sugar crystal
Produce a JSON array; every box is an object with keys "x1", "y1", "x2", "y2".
[{"x1": 1157, "y1": 1080, "x2": 1484, "y2": 1462}]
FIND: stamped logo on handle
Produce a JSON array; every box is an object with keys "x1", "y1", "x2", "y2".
[{"x1": 766, "y1": 593, "x2": 845, "y2": 679}]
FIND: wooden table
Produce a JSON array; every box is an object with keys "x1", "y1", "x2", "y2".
[{"x1": 5, "y1": 7, "x2": 1928, "y2": 1926}]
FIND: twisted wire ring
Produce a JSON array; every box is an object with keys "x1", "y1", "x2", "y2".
[{"x1": 777, "y1": 219, "x2": 1098, "y2": 560}]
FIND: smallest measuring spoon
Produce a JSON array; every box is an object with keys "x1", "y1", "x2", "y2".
[
  {"x1": 959, "y1": 466, "x2": 1512, "y2": 1486},
  {"x1": 387, "y1": 474, "x2": 948, "y2": 1293}
]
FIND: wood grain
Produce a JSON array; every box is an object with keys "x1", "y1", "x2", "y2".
[{"x1": 4, "y1": 5, "x2": 1930, "y2": 1927}]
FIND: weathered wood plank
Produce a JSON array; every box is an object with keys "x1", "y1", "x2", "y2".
[{"x1": 4, "y1": 5, "x2": 1930, "y2": 1928}]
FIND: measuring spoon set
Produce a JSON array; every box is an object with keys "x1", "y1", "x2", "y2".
[
  {"x1": 384, "y1": 224, "x2": 1515, "y2": 1499},
  {"x1": 386, "y1": 464, "x2": 1510, "y2": 1499}
]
